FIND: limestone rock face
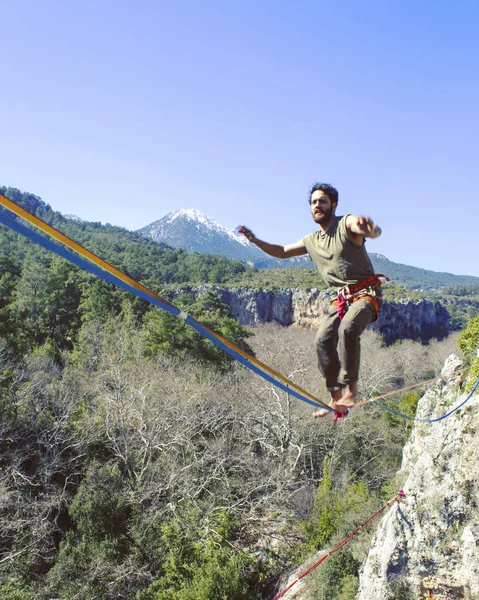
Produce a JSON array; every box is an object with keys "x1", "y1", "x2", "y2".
[
  {"x1": 371, "y1": 298, "x2": 450, "y2": 345},
  {"x1": 291, "y1": 289, "x2": 331, "y2": 329},
  {"x1": 169, "y1": 286, "x2": 451, "y2": 343},
  {"x1": 357, "y1": 356, "x2": 479, "y2": 600},
  {"x1": 169, "y1": 285, "x2": 296, "y2": 327},
  {"x1": 219, "y1": 287, "x2": 296, "y2": 327}
]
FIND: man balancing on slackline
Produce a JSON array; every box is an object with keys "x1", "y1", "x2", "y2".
[{"x1": 239, "y1": 182, "x2": 383, "y2": 417}]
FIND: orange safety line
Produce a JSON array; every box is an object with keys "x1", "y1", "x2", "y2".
[{"x1": 354, "y1": 376, "x2": 444, "y2": 408}]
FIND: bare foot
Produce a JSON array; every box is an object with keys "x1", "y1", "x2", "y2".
[
  {"x1": 313, "y1": 401, "x2": 335, "y2": 418},
  {"x1": 335, "y1": 383, "x2": 357, "y2": 411},
  {"x1": 313, "y1": 389, "x2": 344, "y2": 418}
]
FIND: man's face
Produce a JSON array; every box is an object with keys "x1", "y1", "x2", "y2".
[{"x1": 310, "y1": 190, "x2": 336, "y2": 225}]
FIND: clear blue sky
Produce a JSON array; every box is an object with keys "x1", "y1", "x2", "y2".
[{"x1": 1, "y1": 1, "x2": 478, "y2": 276}]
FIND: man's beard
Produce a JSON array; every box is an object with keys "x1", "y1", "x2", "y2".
[{"x1": 313, "y1": 205, "x2": 334, "y2": 225}]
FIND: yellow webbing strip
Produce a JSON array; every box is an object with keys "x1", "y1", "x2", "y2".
[{"x1": 0, "y1": 193, "x2": 330, "y2": 409}]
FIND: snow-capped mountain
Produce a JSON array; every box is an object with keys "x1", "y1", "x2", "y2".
[
  {"x1": 137, "y1": 209, "x2": 268, "y2": 262},
  {"x1": 138, "y1": 209, "x2": 407, "y2": 274},
  {"x1": 64, "y1": 214, "x2": 84, "y2": 222}
]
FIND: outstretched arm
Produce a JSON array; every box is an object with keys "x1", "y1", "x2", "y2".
[
  {"x1": 238, "y1": 225, "x2": 307, "y2": 259},
  {"x1": 346, "y1": 215, "x2": 382, "y2": 240}
]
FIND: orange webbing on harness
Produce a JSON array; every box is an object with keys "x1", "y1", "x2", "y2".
[
  {"x1": 347, "y1": 273, "x2": 388, "y2": 294},
  {"x1": 331, "y1": 274, "x2": 389, "y2": 321}
]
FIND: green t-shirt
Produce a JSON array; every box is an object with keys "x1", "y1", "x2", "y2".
[{"x1": 303, "y1": 215, "x2": 376, "y2": 289}]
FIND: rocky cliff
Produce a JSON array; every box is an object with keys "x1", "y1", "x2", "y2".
[
  {"x1": 169, "y1": 286, "x2": 450, "y2": 344},
  {"x1": 357, "y1": 356, "x2": 479, "y2": 600}
]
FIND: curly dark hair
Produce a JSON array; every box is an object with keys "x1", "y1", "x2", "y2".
[{"x1": 308, "y1": 182, "x2": 339, "y2": 206}]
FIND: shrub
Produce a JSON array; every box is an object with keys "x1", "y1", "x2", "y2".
[{"x1": 458, "y1": 316, "x2": 479, "y2": 390}]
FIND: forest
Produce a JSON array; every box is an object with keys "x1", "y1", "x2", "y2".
[{"x1": 0, "y1": 187, "x2": 478, "y2": 599}]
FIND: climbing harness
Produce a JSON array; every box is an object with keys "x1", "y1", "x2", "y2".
[
  {"x1": 273, "y1": 490, "x2": 406, "y2": 599},
  {"x1": 331, "y1": 273, "x2": 389, "y2": 321}
]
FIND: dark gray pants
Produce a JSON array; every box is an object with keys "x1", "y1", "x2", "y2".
[{"x1": 315, "y1": 299, "x2": 376, "y2": 390}]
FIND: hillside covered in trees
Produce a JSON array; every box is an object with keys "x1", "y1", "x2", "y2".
[
  {"x1": 0, "y1": 304, "x2": 469, "y2": 599},
  {"x1": 0, "y1": 186, "x2": 257, "y2": 286},
  {"x1": 0, "y1": 187, "x2": 260, "y2": 359}
]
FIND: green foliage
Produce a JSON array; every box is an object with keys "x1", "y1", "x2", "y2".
[
  {"x1": 309, "y1": 549, "x2": 359, "y2": 600},
  {"x1": 73, "y1": 312, "x2": 142, "y2": 372},
  {"x1": 233, "y1": 268, "x2": 327, "y2": 292},
  {"x1": 45, "y1": 464, "x2": 133, "y2": 598},
  {"x1": 336, "y1": 574, "x2": 360, "y2": 600},
  {"x1": 458, "y1": 316, "x2": 479, "y2": 355},
  {"x1": 137, "y1": 505, "x2": 262, "y2": 600},
  {"x1": 0, "y1": 319, "x2": 423, "y2": 600},
  {"x1": 380, "y1": 282, "x2": 425, "y2": 302},
  {"x1": 142, "y1": 291, "x2": 253, "y2": 370},
  {"x1": 442, "y1": 285, "x2": 479, "y2": 297},
  {"x1": 380, "y1": 391, "x2": 421, "y2": 435},
  {"x1": 69, "y1": 463, "x2": 131, "y2": 540},
  {"x1": 436, "y1": 288, "x2": 479, "y2": 330},
  {"x1": 79, "y1": 278, "x2": 123, "y2": 324},
  {"x1": 3, "y1": 184, "x2": 471, "y2": 600},
  {"x1": 303, "y1": 463, "x2": 335, "y2": 547},
  {"x1": 250, "y1": 252, "x2": 479, "y2": 291},
  {"x1": 369, "y1": 253, "x2": 479, "y2": 290},
  {"x1": 1, "y1": 186, "x2": 257, "y2": 286},
  {"x1": 381, "y1": 474, "x2": 406, "y2": 505},
  {"x1": 0, "y1": 187, "x2": 260, "y2": 360},
  {"x1": 302, "y1": 461, "x2": 375, "y2": 549},
  {"x1": 46, "y1": 534, "x2": 126, "y2": 599},
  {"x1": 0, "y1": 254, "x2": 21, "y2": 346},
  {"x1": 458, "y1": 316, "x2": 479, "y2": 389},
  {"x1": 0, "y1": 246, "x2": 83, "y2": 355},
  {"x1": 386, "y1": 579, "x2": 415, "y2": 600},
  {"x1": 446, "y1": 302, "x2": 475, "y2": 330},
  {"x1": 0, "y1": 578, "x2": 35, "y2": 600}
]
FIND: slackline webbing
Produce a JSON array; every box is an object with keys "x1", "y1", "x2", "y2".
[
  {"x1": 352, "y1": 368, "x2": 479, "y2": 422},
  {"x1": 0, "y1": 194, "x2": 333, "y2": 412},
  {"x1": 372, "y1": 376, "x2": 479, "y2": 423}
]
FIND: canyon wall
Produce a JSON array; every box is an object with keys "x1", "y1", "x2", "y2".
[{"x1": 170, "y1": 286, "x2": 450, "y2": 343}]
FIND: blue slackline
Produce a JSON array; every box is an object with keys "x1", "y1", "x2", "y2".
[
  {"x1": 0, "y1": 209, "x2": 329, "y2": 410},
  {"x1": 373, "y1": 376, "x2": 479, "y2": 422}
]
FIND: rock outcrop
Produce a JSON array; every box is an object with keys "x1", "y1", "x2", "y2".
[
  {"x1": 373, "y1": 298, "x2": 450, "y2": 344},
  {"x1": 357, "y1": 356, "x2": 479, "y2": 600},
  {"x1": 169, "y1": 286, "x2": 450, "y2": 344}
]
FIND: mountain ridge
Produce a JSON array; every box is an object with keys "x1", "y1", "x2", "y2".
[
  {"x1": 137, "y1": 208, "x2": 264, "y2": 262},
  {"x1": 1, "y1": 187, "x2": 477, "y2": 291}
]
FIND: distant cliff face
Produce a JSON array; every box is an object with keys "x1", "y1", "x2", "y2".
[
  {"x1": 373, "y1": 297, "x2": 450, "y2": 344},
  {"x1": 357, "y1": 356, "x2": 479, "y2": 600},
  {"x1": 170, "y1": 286, "x2": 450, "y2": 344}
]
